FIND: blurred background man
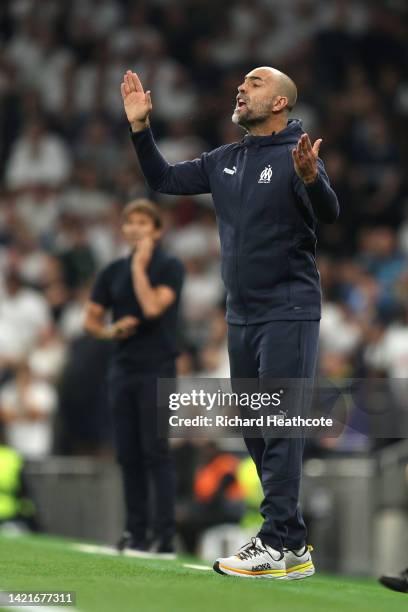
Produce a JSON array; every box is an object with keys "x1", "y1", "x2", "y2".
[{"x1": 84, "y1": 199, "x2": 184, "y2": 557}]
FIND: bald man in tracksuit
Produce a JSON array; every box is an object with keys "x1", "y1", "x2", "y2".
[{"x1": 121, "y1": 66, "x2": 339, "y2": 580}]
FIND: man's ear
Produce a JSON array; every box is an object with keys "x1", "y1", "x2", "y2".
[{"x1": 272, "y1": 95, "x2": 289, "y2": 113}]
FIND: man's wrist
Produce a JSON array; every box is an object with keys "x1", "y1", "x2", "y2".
[
  {"x1": 303, "y1": 171, "x2": 318, "y2": 186},
  {"x1": 132, "y1": 257, "x2": 148, "y2": 273},
  {"x1": 130, "y1": 118, "x2": 150, "y2": 133}
]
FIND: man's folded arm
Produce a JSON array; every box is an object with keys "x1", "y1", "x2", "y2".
[
  {"x1": 131, "y1": 127, "x2": 211, "y2": 195},
  {"x1": 294, "y1": 158, "x2": 340, "y2": 223}
]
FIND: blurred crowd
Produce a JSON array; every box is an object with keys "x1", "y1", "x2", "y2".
[{"x1": 0, "y1": 0, "x2": 407, "y2": 459}]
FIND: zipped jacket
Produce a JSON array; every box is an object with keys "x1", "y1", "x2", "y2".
[{"x1": 131, "y1": 120, "x2": 339, "y2": 324}]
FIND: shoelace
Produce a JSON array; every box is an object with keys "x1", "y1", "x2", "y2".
[{"x1": 236, "y1": 537, "x2": 266, "y2": 561}]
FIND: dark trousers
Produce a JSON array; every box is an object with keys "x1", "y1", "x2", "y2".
[
  {"x1": 228, "y1": 320, "x2": 320, "y2": 551},
  {"x1": 108, "y1": 360, "x2": 176, "y2": 544}
]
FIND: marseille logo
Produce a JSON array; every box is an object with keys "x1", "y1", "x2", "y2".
[{"x1": 258, "y1": 165, "x2": 273, "y2": 183}]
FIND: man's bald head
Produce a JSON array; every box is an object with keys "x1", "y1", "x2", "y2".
[
  {"x1": 232, "y1": 67, "x2": 298, "y2": 131},
  {"x1": 248, "y1": 67, "x2": 297, "y2": 112},
  {"x1": 269, "y1": 68, "x2": 298, "y2": 112}
]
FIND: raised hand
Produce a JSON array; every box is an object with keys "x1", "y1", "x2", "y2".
[
  {"x1": 132, "y1": 237, "x2": 155, "y2": 270},
  {"x1": 292, "y1": 133, "x2": 322, "y2": 185},
  {"x1": 121, "y1": 70, "x2": 152, "y2": 132}
]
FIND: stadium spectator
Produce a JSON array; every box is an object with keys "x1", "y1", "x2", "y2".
[
  {"x1": 5, "y1": 119, "x2": 71, "y2": 190},
  {"x1": 0, "y1": 262, "x2": 50, "y2": 365},
  {"x1": 0, "y1": 362, "x2": 57, "y2": 459}
]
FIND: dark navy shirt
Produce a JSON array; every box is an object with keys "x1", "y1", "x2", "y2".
[
  {"x1": 90, "y1": 245, "x2": 184, "y2": 376},
  {"x1": 131, "y1": 120, "x2": 340, "y2": 324}
]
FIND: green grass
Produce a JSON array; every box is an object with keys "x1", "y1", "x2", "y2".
[{"x1": 0, "y1": 533, "x2": 406, "y2": 612}]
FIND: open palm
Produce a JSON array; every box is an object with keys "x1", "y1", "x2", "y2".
[
  {"x1": 121, "y1": 71, "x2": 152, "y2": 126},
  {"x1": 292, "y1": 133, "x2": 322, "y2": 184}
]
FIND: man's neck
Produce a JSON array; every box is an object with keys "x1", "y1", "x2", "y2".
[{"x1": 246, "y1": 116, "x2": 288, "y2": 136}]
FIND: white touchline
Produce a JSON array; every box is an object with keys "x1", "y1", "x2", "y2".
[
  {"x1": 182, "y1": 564, "x2": 212, "y2": 571},
  {"x1": 72, "y1": 543, "x2": 177, "y2": 561},
  {"x1": 73, "y1": 544, "x2": 213, "y2": 569},
  {"x1": 71, "y1": 544, "x2": 213, "y2": 569},
  {"x1": 71, "y1": 543, "x2": 119, "y2": 556}
]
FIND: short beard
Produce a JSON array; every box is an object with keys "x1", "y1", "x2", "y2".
[
  {"x1": 231, "y1": 111, "x2": 240, "y2": 125},
  {"x1": 231, "y1": 104, "x2": 273, "y2": 130}
]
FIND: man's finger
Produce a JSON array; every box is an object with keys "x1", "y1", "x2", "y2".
[
  {"x1": 127, "y1": 316, "x2": 140, "y2": 325},
  {"x1": 121, "y1": 321, "x2": 134, "y2": 328},
  {"x1": 131, "y1": 72, "x2": 144, "y2": 93},
  {"x1": 121, "y1": 320, "x2": 138, "y2": 329},
  {"x1": 124, "y1": 321, "x2": 139, "y2": 329},
  {"x1": 145, "y1": 90, "x2": 152, "y2": 107},
  {"x1": 300, "y1": 134, "x2": 309, "y2": 157},
  {"x1": 125, "y1": 73, "x2": 135, "y2": 93},
  {"x1": 122, "y1": 80, "x2": 130, "y2": 97},
  {"x1": 304, "y1": 134, "x2": 313, "y2": 154},
  {"x1": 312, "y1": 139, "x2": 323, "y2": 156},
  {"x1": 124, "y1": 74, "x2": 131, "y2": 92},
  {"x1": 120, "y1": 83, "x2": 127, "y2": 100},
  {"x1": 295, "y1": 140, "x2": 302, "y2": 157}
]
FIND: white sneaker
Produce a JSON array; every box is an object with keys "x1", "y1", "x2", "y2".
[
  {"x1": 284, "y1": 545, "x2": 315, "y2": 580},
  {"x1": 213, "y1": 537, "x2": 286, "y2": 579}
]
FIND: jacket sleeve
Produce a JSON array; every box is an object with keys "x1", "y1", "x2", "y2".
[
  {"x1": 293, "y1": 157, "x2": 340, "y2": 223},
  {"x1": 130, "y1": 127, "x2": 211, "y2": 195}
]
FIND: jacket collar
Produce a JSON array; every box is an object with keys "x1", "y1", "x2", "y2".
[{"x1": 241, "y1": 119, "x2": 303, "y2": 147}]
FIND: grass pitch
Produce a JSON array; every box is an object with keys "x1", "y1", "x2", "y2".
[{"x1": 0, "y1": 533, "x2": 406, "y2": 612}]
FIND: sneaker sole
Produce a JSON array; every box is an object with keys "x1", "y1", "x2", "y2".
[
  {"x1": 213, "y1": 561, "x2": 287, "y2": 579},
  {"x1": 285, "y1": 561, "x2": 315, "y2": 580}
]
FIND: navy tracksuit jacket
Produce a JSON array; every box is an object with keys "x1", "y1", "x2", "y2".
[
  {"x1": 131, "y1": 119, "x2": 339, "y2": 324},
  {"x1": 131, "y1": 119, "x2": 340, "y2": 551}
]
